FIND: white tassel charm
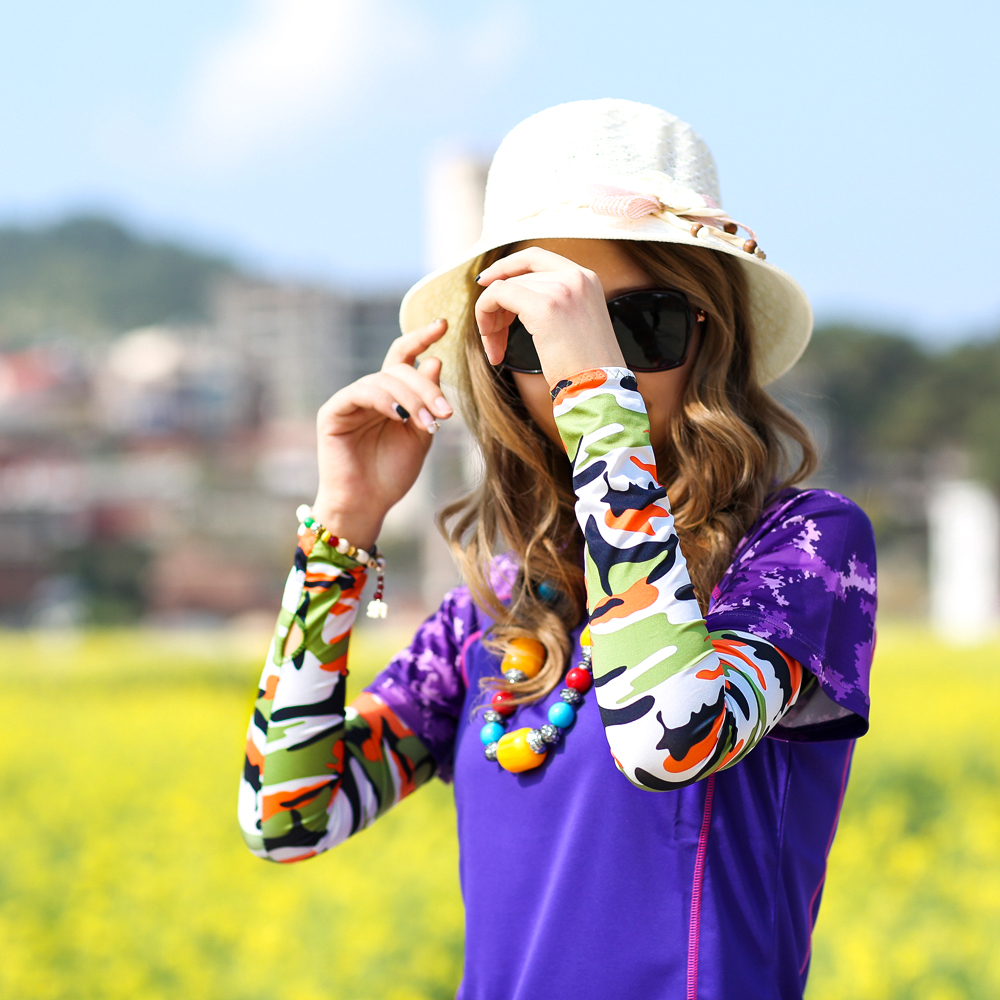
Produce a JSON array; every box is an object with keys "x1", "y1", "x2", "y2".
[{"x1": 366, "y1": 558, "x2": 388, "y2": 619}]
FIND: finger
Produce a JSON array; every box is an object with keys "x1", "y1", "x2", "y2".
[
  {"x1": 475, "y1": 247, "x2": 583, "y2": 285},
  {"x1": 474, "y1": 280, "x2": 549, "y2": 365},
  {"x1": 415, "y1": 355, "x2": 443, "y2": 385},
  {"x1": 358, "y1": 372, "x2": 445, "y2": 433},
  {"x1": 324, "y1": 380, "x2": 412, "y2": 426},
  {"x1": 383, "y1": 361, "x2": 453, "y2": 419},
  {"x1": 383, "y1": 318, "x2": 448, "y2": 369}
]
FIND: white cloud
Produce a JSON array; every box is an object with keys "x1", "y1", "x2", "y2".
[
  {"x1": 174, "y1": 0, "x2": 419, "y2": 167},
  {"x1": 163, "y1": 0, "x2": 529, "y2": 171}
]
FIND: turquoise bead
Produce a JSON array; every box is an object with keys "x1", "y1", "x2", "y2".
[
  {"x1": 480, "y1": 721, "x2": 505, "y2": 745},
  {"x1": 548, "y1": 701, "x2": 576, "y2": 729}
]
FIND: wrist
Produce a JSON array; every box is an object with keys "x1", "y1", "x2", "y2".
[
  {"x1": 313, "y1": 504, "x2": 382, "y2": 552},
  {"x1": 309, "y1": 499, "x2": 383, "y2": 552}
]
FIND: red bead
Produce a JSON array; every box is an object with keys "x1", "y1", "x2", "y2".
[
  {"x1": 566, "y1": 667, "x2": 593, "y2": 693},
  {"x1": 491, "y1": 690, "x2": 516, "y2": 716}
]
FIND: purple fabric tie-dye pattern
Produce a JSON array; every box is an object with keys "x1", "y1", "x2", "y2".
[{"x1": 708, "y1": 488, "x2": 877, "y2": 739}]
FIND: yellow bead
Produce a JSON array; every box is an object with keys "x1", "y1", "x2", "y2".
[
  {"x1": 496, "y1": 728, "x2": 546, "y2": 773},
  {"x1": 500, "y1": 637, "x2": 546, "y2": 679},
  {"x1": 580, "y1": 625, "x2": 592, "y2": 647}
]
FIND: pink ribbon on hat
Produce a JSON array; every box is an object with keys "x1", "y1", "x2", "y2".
[
  {"x1": 586, "y1": 184, "x2": 760, "y2": 252},
  {"x1": 587, "y1": 185, "x2": 664, "y2": 219}
]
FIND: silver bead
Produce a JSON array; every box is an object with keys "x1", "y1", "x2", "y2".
[
  {"x1": 503, "y1": 668, "x2": 528, "y2": 684},
  {"x1": 484, "y1": 741, "x2": 499, "y2": 762},
  {"x1": 539, "y1": 723, "x2": 560, "y2": 744},
  {"x1": 482, "y1": 709, "x2": 503, "y2": 724},
  {"x1": 526, "y1": 728, "x2": 547, "y2": 755},
  {"x1": 560, "y1": 688, "x2": 582, "y2": 705},
  {"x1": 581, "y1": 647, "x2": 593, "y2": 665}
]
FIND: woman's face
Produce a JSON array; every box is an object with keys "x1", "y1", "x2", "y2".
[{"x1": 508, "y1": 238, "x2": 701, "y2": 462}]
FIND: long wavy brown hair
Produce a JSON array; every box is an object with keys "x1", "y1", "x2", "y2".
[{"x1": 439, "y1": 240, "x2": 817, "y2": 705}]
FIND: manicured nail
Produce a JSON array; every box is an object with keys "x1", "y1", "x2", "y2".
[
  {"x1": 433, "y1": 396, "x2": 452, "y2": 417},
  {"x1": 475, "y1": 273, "x2": 484, "y2": 283},
  {"x1": 419, "y1": 408, "x2": 439, "y2": 433},
  {"x1": 392, "y1": 402, "x2": 410, "y2": 421}
]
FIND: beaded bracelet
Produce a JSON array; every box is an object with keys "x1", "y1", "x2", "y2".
[{"x1": 295, "y1": 504, "x2": 388, "y2": 618}]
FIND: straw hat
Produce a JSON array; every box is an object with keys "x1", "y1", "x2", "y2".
[{"x1": 400, "y1": 98, "x2": 812, "y2": 386}]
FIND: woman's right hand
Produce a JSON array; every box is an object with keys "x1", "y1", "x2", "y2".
[{"x1": 311, "y1": 319, "x2": 453, "y2": 550}]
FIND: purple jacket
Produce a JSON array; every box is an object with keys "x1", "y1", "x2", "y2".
[{"x1": 369, "y1": 488, "x2": 876, "y2": 999}]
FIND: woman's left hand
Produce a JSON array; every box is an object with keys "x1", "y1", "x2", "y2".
[{"x1": 474, "y1": 247, "x2": 626, "y2": 386}]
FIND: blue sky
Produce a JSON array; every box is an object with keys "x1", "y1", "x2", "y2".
[{"x1": 0, "y1": 0, "x2": 997, "y2": 340}]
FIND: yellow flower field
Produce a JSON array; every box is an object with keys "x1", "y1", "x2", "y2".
[{"x1": 0, "y1": 625, "x2": 997, "y2": 999}]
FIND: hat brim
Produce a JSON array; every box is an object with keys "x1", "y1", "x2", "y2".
[{"x1": 399, "y1": 209, "x2": 812, "y2": 387}]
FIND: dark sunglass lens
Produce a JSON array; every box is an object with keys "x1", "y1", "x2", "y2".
[
  {"x1": 609, "y1": 292, "x2": 691, "y2": 371},
  {"x1": 502, "y1": 318, "x2": 543, "y2": 373}
]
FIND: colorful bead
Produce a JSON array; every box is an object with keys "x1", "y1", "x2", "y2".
[
  {"x1": 484, "y1": 741, "x2": 499, "y2": 762},
  {"x1": 548, "y1": 701, "x2": 576, "y2": 729},
  {"x1": 526, "y1": 728, "x2": 547, "y2": 754},
  {"x1": 491, "y1": 690, "x2": 517, "y2": 716},
  {"x1": 496, "y1": 728, "x2": 546, "y2": 772},
  {"x1": 539, "y1": 723, "x2": 560, "y2": 744},
  {"x1": 560, "y1": 688, "x2": 582, "y2": 705},
  {"x1": 500, "y1": 637, "x2": 546, "y2": 680},
  {"x1": 503, "y1": 668, "x2": 528, "y2": 684},
  {"x1": 480, "y1": 721, "x2": 505, "y2": 745},
  {"x1": 565, "y1": 667, "x2": 593, "y2": 693}
]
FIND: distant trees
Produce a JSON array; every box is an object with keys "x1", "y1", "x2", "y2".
[
  {"x1": 0, "y1": 216, "x2": 236, "y2": 345},
  {"x1": 795, "y1": 325, "x2": 1000, "y2": 487}
]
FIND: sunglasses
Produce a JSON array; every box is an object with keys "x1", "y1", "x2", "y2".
[{"x1": 501, "y1": 288, "x2": 706, "y2": 375}]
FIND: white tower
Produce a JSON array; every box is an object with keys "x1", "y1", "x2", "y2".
[
  {"x1": 928, "y1": 479, "x2": 1000, "y2": 644},
  {"x1": 424, "y1": 148, "x2": 490, "y2": 270},
  {"x1": 419, "y1": 149, "x2": 490, "y2": 608}
]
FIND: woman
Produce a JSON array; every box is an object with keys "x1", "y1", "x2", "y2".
[{"x1": 239, "y1": 99, "x2": 876, "y2": 1000}]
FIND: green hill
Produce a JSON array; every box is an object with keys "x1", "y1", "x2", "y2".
[{"x1": 0, "y1": 215, "x2": 237, "y2": 345}]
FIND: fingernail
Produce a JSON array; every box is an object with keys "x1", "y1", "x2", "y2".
[
  {"x1": 436, "y1": 317, "x2": 447, "y2": 325},
  {"x1": 474, "y1": 273, "x2": 484, "y2": 283},
  {"x1": 433, "y1": 396, "x2": 452, "y2": 416},
  {"x1": 393, "y1": 402, "x2": 410, "y2": 421},
  {"x1": 419, "y1": 408, "x2": 439, "y2": 433}
]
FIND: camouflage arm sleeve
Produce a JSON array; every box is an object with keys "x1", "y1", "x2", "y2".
[
  {"x1": 238, "y1": 524, "x2": 436, "y2": 862},
  {"x1": 552, "y1": 367, "x2": 804, "y2": 792}
]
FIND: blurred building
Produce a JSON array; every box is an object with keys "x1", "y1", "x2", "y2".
[{"x1": 0, "y1": 281, "x2": 404, "y2": 627}]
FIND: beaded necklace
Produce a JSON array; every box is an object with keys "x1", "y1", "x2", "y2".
[{"x1": 480, "y1": 628, "x2": 594, "y2": 773}]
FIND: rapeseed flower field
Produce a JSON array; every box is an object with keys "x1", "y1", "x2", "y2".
[{"x1": 0, "y1": 625, "x2": 997, "y2": 999}]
